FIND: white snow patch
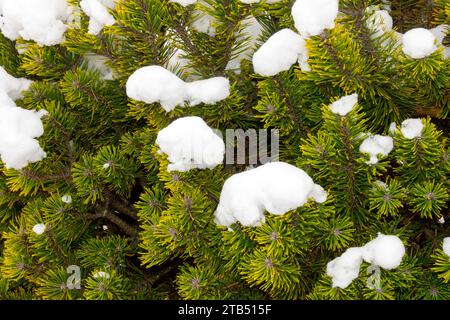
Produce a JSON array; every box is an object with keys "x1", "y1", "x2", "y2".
[
  {"x1": 80, "y1": 0, "x2": 116, "y2": 35},
  {"x1": 214, "y1": 162, "x2": 327, "y2": 228},
  {"x1": 359, "y1": 134, "x2": 393, "y2": 164},
  {"x1": 0, "y1": 67, "x2": 47, "y2": 170},
  {"x1": 126, "y1": 66, "x2": 230, "y2": 112},
  {"x1": 61, "y1": 194, "x2": 72, "y2": 204},
  {"x1": 438, "y1": 216, "x2": 445, "y2": 224},
  {"x1": 329, "y1": 93, "x2": 358, "y2": 116},
  {"x1": 327, "y1": 233, "x2": 405, "y2": 288},
  {"x1": 400, "y1": 119, "x2": 424, "y2": 139},
  {"x1": 156, "y1": 116, "x2": 225, "y2": 172},
  {"x1": 327, "y1": 247, "x2": 363, "y2": 289},
  {"x1": 252, "y1": 28, "x2": 309, "y2": 76},
  {"x1": 32, "y1": 223, "x2": 46, "y2": 235},
  {"x1": 291, "y1": 0, "x2": 338, "y2": 38},
  {"x1": 0, "y1": 0, "x2": 72, "y2": 46},
  {"x1": 361, "y1": 233, "x2": 406, "y2": 269},
  {"x1": 402, "y1": 28, "x2": 438, "y2": 59},
  {"x1": 443, "y1": 237, "x2": 450, "y2": 257}
]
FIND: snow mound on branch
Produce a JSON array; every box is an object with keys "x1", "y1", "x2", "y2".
[
  {"x1": 443, "y1": 237, "x2": 450, "y2": 257},
  {"x1": 327, "y1": 233, "x2": 405, "y2": 288},
  {"x1": 32, "y1": 223, "x2": 46, "y2": 235},
  {"x1": 0, "y1": 67, "x2": 47, "y2": 170},
  {"x1": 156, "y1": 116, "x2": 225, "y2": 172},
  {"x1": 252, "y1": 29, "x2": 309, "y2": 76},
  {"x1": 359, "y1": 134, "x2": 393, "y2": 164},
  {"x1": 400, "y1": 119, "x2": 424, "y2": 139},
  {"x1": 214, "y1": 162, "x2": 327, "y2": 228},
  {"x1": 329, "y1": 93, "x2": 358, "y2": 116},
  {"x1": 402, "y1": 28, "x2": 438, "y2": 59},
  {"x1": 169, "y1": 0, "x2": 197, "y2": 6},
  {"x1": 430, "y1": 25, "x2": 449, "y2": 58},
  {"x1": 80, "y1": 0, "x2": 116, "y2": 35},
  {"x1": 0, "y1": 0, "x2": 72, "y2": 46},
  {"x1": 362, "y1": 233, "x2": 405, "y2": 269},
  {"x1": 126, "y1": 66, "x2": 230, "y2": 112},
  {"x1": 327, "y1": 247, "x2": 363, "y2": 289},
  {"x1": 291, "y1": 0, "x2": 338, "y2": 38}
]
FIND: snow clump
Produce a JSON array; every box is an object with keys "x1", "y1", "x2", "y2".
[
  {"x1": 214, "y1": 162, "x2": 327, "y2": 228},
  {"x1": 329, "y1": 93, "x2": 358, "y2": 116},
  {"x1": 0, "y1": 67, "x2": 47, "y2": 170},
  {"x1": 252, "y1": 29, "x2": 309, "y2": 76},
  {"x1": 156, "y1": 116, "x2": 225, "y2": 172},
  {"x1": 126, "y1": 66, "x2": 230, "y2": 112},
  {"x1": 0, "y1": 0, "x2": 72, "y2": 46},
  {"x1": 359, "y1": 134, "x2": 394, "y2": 164},
  {"x1": 327, "y1": 233, "x2": 406, "y2": 288}
]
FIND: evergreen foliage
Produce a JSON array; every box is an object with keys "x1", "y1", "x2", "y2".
[{"x1": 0, "y1": 0, "x2": 449, "y2": 300}]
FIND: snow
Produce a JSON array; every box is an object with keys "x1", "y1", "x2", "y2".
[
  {"x1": 239, "y1": 0, "x2": 283, "y2": 3},
  {"x1": 361, "y1": 233, "x2": 405, "y2": 269},
  {"x1": 400, "y1": 119, "x2": 424, "y2": 139},
  {"x1": 0, "y1": 67, "x2": 48, "y2": 170},
  {"x1": 443, "y1": 238, "x2": 450, "y2": 257},
  {"x1": 389, "y1": 122, "x2": 397, "y2": 134},
  {"x1": 0, "y1": 0, "x2": 72, "y2": 46},
  {"x1": 169, "y1": 0, "x2": 197, "y2": 6},
  {"x1": 402, "y1": 28, "x2": 438, "y2": 59},
  {"x1": 185, "y1": 77, "x2": 230, "y2": 106},
  {"x1": 32, "y1": 223, "x2": 46, "y2": 235},
  {"x1": 291, "y1": 0, "x2": 339, "y2": 38},
  {"x1": 155, "y1": 116, "x2": 225, "y2": 172},
  {"x1": 61, "y1": 194, "x2": 72, "y2": 204},
  {"x1": 83, "y1": 53, "x2": 115, "y2": 80},
  {"x1": 329, "y1": 93, "x2": 358, "y2": 116},
  {"x1": 366, "y1": 8, "x2": 393, "y2": 38},
  {"x1": 326, "y1": 247, "x2": 363, "y2": 289},
  {"x1": 80, "y1": 0, "x2": 116, "y2": 35},
  {"x1": 252, "y1": 29, "x2": 309, "y2": 76},
  {"x1": 438, "y1": 217, "x2": 445, "y2": 224},
  {"x1": 359, "y1": 134, "x2": 393, "y2": 164},
  {"x1": 226, "y1": 16, "x2": 263, "y2": 72},
  {"x1": 327, "y1": 233, "x2": 405, "y2": 288},
  {"x1": 192, "y1": 2, "x2": 216, "y2": 37},
  {"x1": 126, "y1": 66, "x2": 230, "y2": 112},
  {"x1": 214, "y1": 162, "x2": 327, "y2": 228},
  {"x1": 430, "y1": 25, "x2": 449, "y2": 58}
]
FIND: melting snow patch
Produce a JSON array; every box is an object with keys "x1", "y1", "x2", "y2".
[{"x1": 214, "y1": 162, "x2": 327, "y2": 228}]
